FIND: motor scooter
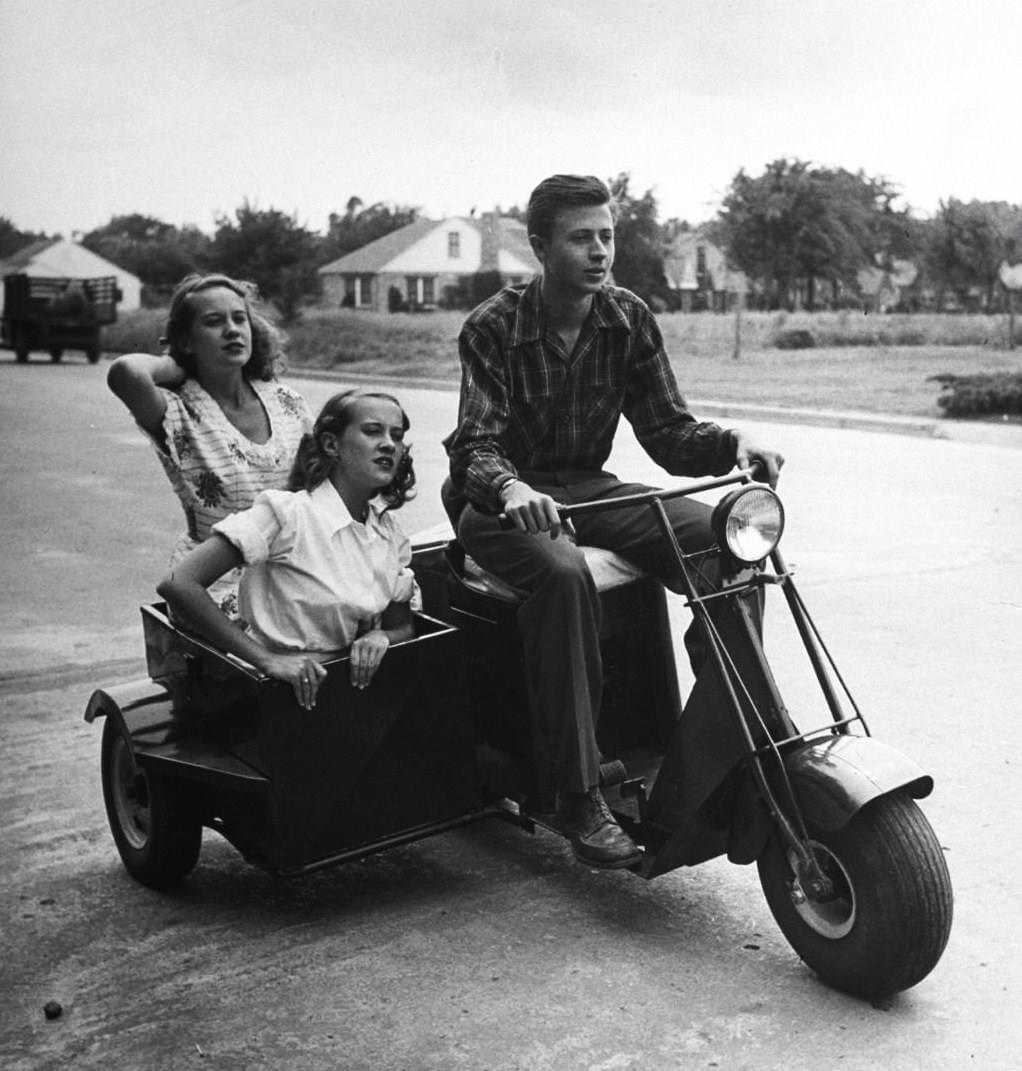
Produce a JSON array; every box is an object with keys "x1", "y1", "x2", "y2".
[{"x1": 86, "y1": 469, "x2": 952, "y2": 1000}]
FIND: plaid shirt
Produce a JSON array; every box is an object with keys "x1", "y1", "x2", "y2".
[{"x1": 444, "y1": 278, "x2": 736, "y2": 511}]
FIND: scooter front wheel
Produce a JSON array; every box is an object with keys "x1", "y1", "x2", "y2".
[{"x1": 757, "y1": 789, "x2": 952, "y2": 998}]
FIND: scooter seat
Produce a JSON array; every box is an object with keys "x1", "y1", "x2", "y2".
[{"x1": 458, "y1": 543, "x2": 648, "y2": 603}]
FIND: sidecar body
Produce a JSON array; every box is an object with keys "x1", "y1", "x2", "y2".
[{"x1": 85, "y1": 533, "x2": 684, "y2": 885}]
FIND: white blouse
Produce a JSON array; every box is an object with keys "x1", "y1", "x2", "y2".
[{"x1": 213, "y1": 482, "x2": 415, "y2": 654}]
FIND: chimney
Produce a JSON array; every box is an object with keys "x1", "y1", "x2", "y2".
[{"x1": 479, "y1": 209, "x2": 500, "y2": 273}]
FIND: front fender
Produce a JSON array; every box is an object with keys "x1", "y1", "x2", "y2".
[
  {"x1": 84, "y1": 678, "x2": 179, "y2": 751},
  {"x1": 785, "y1": 735, "x2": 934, "y2": 832}
]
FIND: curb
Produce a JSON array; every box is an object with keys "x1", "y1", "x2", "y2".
[
  {"x1": 688, "y1": 400, "x2": 945, "y2": 438},
  {"x1": 286, "y1": 368, "x2": 1022, "y2": 448}
]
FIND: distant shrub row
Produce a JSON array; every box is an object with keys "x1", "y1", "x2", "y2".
[
  {"x1": 103, "y1": 305, "x2": 1015, "y2": 360},
  {"x1": 929, "y1": 373, "x2": 1022, "y2": 416},
  {"x1": 767, "y1": 311, "x2": 1013, "y2": 350}
]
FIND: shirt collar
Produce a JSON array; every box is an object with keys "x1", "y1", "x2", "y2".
[
  {"x1": 309, "y1": 480, "x2": 386, "y2": 534},
  {"x1": 510, "y1": 276, "x2": 630, "y2": 346}
]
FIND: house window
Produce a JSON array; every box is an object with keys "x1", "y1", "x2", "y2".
[
  {"x1": 405, "y1": 276, "x2": 436, "y2": 308},
  {"x1": 343, "y1": 275, "x2": 374, "y2": 308},
  {"x1": 448, "y1": 231, "x2": 461, "y2": 259}
]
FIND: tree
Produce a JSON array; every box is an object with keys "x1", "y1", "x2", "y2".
[
  {"x1": 81, "y1": 214, "x2": 211, "y2": 288},
  {"x1": 716, "y1": 159, "x2": 899, "y2": 309},
  {"x1": 210, "y1": 201, "x2": 321, "y2": 322},
  {"x1": 923, "y1": 199, "x2": 1022, "y2": 311},
  {"x1": 0, "y1": 216, "x2": 49, "y2": 260},
  {"x1": 322, "y1": 198, "x2": 420, "y2": 261},
  {"x1": 607, "y1": 172, "x2": 668, "y2": 306}
]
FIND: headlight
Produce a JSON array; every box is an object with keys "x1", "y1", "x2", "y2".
[{"x1": 711, "y1": 485, "x2": 785, "y2": 564}]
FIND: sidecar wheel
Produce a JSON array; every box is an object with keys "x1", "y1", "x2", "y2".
[
  {"x1": 101, "y1": 718, "x2": 202, "y2": 889},
  {"x1": 757, "y1": 790, "x2": 952, "y2": 998}
]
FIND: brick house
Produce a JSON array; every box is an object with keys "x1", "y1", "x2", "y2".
[
  {"x1": 318, "y1": 213, "x2": 539, "y2": 313},
  {"x1": 663, "y1": 229, "x2": 748, "y2": 312}
]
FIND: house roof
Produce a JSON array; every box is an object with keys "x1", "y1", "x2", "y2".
[
  {"x1": 487, "y1": 216, "x2": 535, "y2": 268},
  {"x1": 664, "y1": 229, "x2": 748, "y2": 293},
  {"x1": 318, "y1": 219, "x2": 441, "y2": 274},
  {"x1": 857, "y1": 258, "x2": 919, "y2": 296},
  {"x1": 0, "y1": 237, "x2": 140, "y2": 282},
  {"x1": 318, "y1": 215, "x2": 538, "y2": 276},
  {"x1": 0, "y1": 237, "x2": 61, "y2": 272}
]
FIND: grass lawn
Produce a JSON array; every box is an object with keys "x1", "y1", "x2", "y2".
[{"x1": 105, "y1": 307, "x2": 1022, "y2": 420}]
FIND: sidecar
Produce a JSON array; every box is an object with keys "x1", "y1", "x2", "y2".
[
  {"x1": 86, "y1": 600, "x2": 486, "y2": 884},
  {"x1": 84, "y1": 531, "x2": 683, "y2": 887}
]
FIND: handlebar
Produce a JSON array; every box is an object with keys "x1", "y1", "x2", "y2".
[{"x1": 498, "y1": 468, "x2": 759, "y2": 530}]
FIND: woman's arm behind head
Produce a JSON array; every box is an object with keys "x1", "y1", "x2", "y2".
[{"x1": 107, "y1": 352, "x2": 185, "y2": 441}]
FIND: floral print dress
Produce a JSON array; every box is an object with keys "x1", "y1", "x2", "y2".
[{"x1": 147, "y1": 378, "x2": 313, "y2": 616}]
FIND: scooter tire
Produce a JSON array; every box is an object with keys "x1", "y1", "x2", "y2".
[
  {"x1": 757, "y1": 789, "x2": 952, "y2": 999},
  {"x1": 101, "y1": 717, "x2": 202, "y2": 890}
]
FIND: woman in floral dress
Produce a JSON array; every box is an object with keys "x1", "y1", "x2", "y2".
[{"x1": 108, "y1": 273, "x2": 313, "y2": 616}]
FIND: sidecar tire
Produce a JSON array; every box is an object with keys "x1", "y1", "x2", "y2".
[
  {"x1": 101, "y1": 717, "x2": 202, "y2": 890},
  {"x1": 757, "y1": 789, "x2": 952, "y2": 998}
]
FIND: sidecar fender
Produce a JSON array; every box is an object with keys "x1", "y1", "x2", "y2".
[
  {"x1": 84, "y1": 678, "x2": 177, "y2": 742},
  {"x1": 784, "y1": 735, "x2": 934, "y2": 832},
  {"x1": 85, "y1": 679, "x2": 268, "y2": 793}
]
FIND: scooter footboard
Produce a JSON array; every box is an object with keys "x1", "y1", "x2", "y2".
[{"x1": 784, "y1": 735, "x2": 934, "y2": 832}]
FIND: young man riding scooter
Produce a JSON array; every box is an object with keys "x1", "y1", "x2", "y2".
[{"x1": 443, "y1": 174, "x2": 784, "y2": 869}]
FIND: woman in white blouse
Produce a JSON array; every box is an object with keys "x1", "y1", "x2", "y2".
[{"x1": 158, "y1": 390, "x2": 417, "y2": 708}]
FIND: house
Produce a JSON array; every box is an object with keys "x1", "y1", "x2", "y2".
[
  {"x1": 856, "y1": 258, "x2": 920, "y2": 312},
  {"x1": 0, "y1": 237, "x2": 142, "y2": 314},
  {"x1": 664, "y1": 229, "x2": 748, "y2": 312},
  {"x1": 318, "y1": 213, "x2": 539, "y2": 312}
]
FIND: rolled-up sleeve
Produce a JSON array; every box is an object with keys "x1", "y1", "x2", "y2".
[
  {"x1": 390, "y1": 521, "x2": 416, "y2": 604},
  {"x1": 624, "y1": 308, "x2": 737, "y2": 476},
  {"x1": 444, "y1": 322, "x2": 519, "y2": 512},
  {"x1": 212, "y1": 491, "x2": 288, "y2": 564}
]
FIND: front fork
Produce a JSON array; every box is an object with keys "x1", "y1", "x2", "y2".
[{"x1": 646, "y1": 498, "x2": 837, "y2": 899}]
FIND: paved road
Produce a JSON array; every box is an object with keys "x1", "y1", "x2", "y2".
[{"x1": 2, "y1": 356, "x2": 1021, "y2": 1069}]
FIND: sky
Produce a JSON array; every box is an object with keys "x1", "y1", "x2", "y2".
[{"x1": 1, "y1": 0, "x2": 1019, "y2": 239}]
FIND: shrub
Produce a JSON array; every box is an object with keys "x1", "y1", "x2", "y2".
[
  {"x1": 103, "y1": 308, "x2": 166, "y2": 353},
  {"x1": 774, "y1": 328, "x2": 815, "y2": 350},
  {"x1": 929, "y1": 372, "x2": 1022, "y2": 416}
]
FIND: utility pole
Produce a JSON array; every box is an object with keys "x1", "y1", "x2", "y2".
[
  {"x1": 729, "y1": 269, "x2": 741, "y2": 360},
  {"x1": 999, "y1": 261, "x2": 1022, "y2": 350}
]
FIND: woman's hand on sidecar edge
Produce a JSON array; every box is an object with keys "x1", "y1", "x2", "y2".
[
  {"x1": 260, "y1": 652, "x2": 329, "y2": 710},
  {"x1": 733, "y1": 431, "x2": 785, "y2": 488},
  {"x1": 349, "y1": 629, "x2": 393, "y2": 690}
]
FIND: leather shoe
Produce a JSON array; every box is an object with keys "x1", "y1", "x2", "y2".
[{"x1": 556, "y1": 787, "x2": 642, "y2": 869}]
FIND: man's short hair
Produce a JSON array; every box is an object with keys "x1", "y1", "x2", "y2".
[{"x1": 526, "y1": 174, "x2": 617, "y2": 240}]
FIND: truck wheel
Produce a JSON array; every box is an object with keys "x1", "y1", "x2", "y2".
[
  {"x1": 50, "y1": 348, "x2": 63, "y2": 362},
  {"x1": 86, "y1": 347, "x2": 100, "y2": 364},
  {"x1": 757, "y1": 790, "x2": 952, "y2": 998},
  {"x1": 14, "y1": 329, "x2": 29, "y2": 363},
  {"x1": 100, "y1": 717, "x2": 202, "y2": 889}
]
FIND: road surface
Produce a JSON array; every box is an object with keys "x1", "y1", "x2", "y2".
[{"x1": 2, "y1": 357, "x2": 1021, "y2": 1070}]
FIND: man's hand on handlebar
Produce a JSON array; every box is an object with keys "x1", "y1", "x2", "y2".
[
  {"x1": 733, "y1": 431, "x2": 785, "y2": 489},
  {"x1": 500, "y1": 479, "x2": 563, "y2": 538}
]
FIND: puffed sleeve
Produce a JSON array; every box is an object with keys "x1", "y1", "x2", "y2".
[{"x1": 212, "y1": 490, "x2": 292, "y2": 565}]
